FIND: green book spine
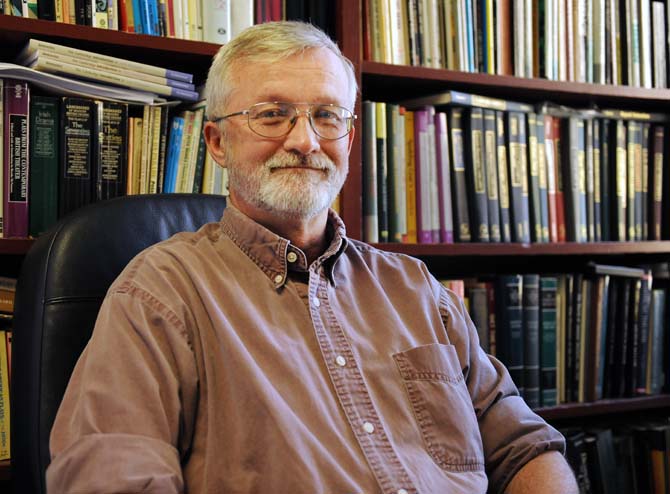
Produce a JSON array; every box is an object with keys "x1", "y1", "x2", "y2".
[
  {"x1": 536, "y1": 114, "x2": 550, "y2": 242},
  {"x1": 496, "y1": 274, "x2": 524, "y2": 395},
  {"x1": 540, "y1": 276, "x2": 558, "y2": 407},
  {"x1": 496, "y1": 111, "x2": 512, "y2": 242},
  {"x1": 29, "y1": 95, "x2": 60, "y2": 237},
  {"x1": 522, "y1": 274, "x2": 541, "y2": 408},
  {"x1": 465, "y1": 107, "x2": 489, "y2": 241},
  {"x1": 483, "y1": 109, "x2": 501, "y2": 242}
]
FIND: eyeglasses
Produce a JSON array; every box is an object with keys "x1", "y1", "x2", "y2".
[{"x1": 210, "y1": 101, "x2": 357, "y2": 140}]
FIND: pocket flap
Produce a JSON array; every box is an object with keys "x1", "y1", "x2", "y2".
[{"x1": 393, "y1": 343, "x2": 463, "y2": 383}]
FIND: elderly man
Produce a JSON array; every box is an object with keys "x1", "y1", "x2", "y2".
[{"x1": 47, "y1": 20, "x2": 578, "y2": 494}]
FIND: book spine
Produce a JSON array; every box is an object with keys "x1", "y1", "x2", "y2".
[
  {"x1": 506, "y1": 111, "x2": 530, "y2": 242},
  {"x1": 434, "y1": 111, "x2": 454, "y2": 243},
  {"x1": 465, "y1": 108, "x2": 490, "y2": 241},
  {"x1": 156, "y1": 105, "x2": 169, "y2": 194},
  {"x1": 96, "y1": 101, "x2": 128, "y2": 201},
  {"x1": 600, "y1": 118, "x2": 610, "y2": 240},
  {"x1": 536, "y1": 113, "x2": 550, "y2": 242},
  {"x1": 483, "y1": 109, "x2": 501, "y2": 242},
  {"x1": 496, "y1": 111, "x2": 512, "y2": 242},
  {"x1": 540, "y1": 276, "x2": 558, "y2": 407},
  {"x1": 375, "y1": 102, "x2": 389, "y2": 242},
  {"x1": 362, "y1": 101, "x2": 379, "y2": 243},
  {"x1": 527, "y1": 112, "x2": 543, "y2": 242},
  {"x1": 414, "y1": 108, "x2": 432, "y2": 244},
  {"x1": 553, "y1": 116, "x2": 567, "y2": 242},
  {"x1": 0, "y1": 333, "x2": 9, "y2": 460},
  {"x1": 650, "y1": 125, "x2": 664, "y2": 239},
  {"x1": 522, "y1": 274, "x2": 541, "y2": 408},
  {"x1": 404, "y1": 110, "x2": 418, "y2": 243},
  {"x1": 496, "y1": 274, "x2": 524, "y2": 395},
  {"x1": 593, "y1": 119, "x2": 602, "y2": 241},
  {"x1": 386, "y1": 103, "x2": 401, "y2": 243},
  {"x1": 3, "y1": 80, "x2": 30, "y2": 238},
  {"x1": 59, "y1": 97, "x2": 94, "y2": 218},
  {"x1": 202, "y1": 0, "x2": 231, "y2": 43},
  {"x1": 585, "y1": 119, "x2": 595, "y2": 241},
  {"x1": 449, "y1": 107, "x2": 471, "y2": 241},
  {"x1": 612, "y1": 119, "x2": 627, "y2": 240},
  {"x1": 28, "y1": 95, "x2": 59, "y2": 237}
]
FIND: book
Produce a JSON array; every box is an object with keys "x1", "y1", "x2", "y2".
[
  {"x1": 434, "y1": 111, "x2": 454, "y2": 243},
  {"x1": 449, "y1": 107, "x2": 471, "y2": 242},
  {"x1": 59, "y1": 97, "x2": 95, "y2": 218},
  {"x1": 202, "y1": 0, "x2": 230, "y2": 44},
  {"x1": 29, "y1": 95, "x2": 59, "y2": 237},
  {"x1": 19, "y1": 38, "x2": 193, "y2": 83},
  {"x1": 483, "y1": 109, "x2": 501, "y2": 242},
  {"x1": 539, "y1": 276, "x2": 558, "y2": 407},
  {"x1": 404, "y1": 110, "x2": 418, "y2": 243},
  {"x1": 402, "y1": 89, "x2": 534, "y2": 113},
  {"x1": 94, "y1": 100, "x2": 128, "y2": 202},
  {"x1": 362, "y1": 101, "x2": 378, "y2": 243},
  {"x1": 522, "y1": 274, "x2": 540, "y2": 408},
  {"x1": 3, "y1": 80, "x2": 30, "y2": 238},
  {"x1": 495, "y1": 111, "x2": 512, "y2": 242},
  {"x1": 0, "y1": 330, "x2": 9, "y2": 460},
  {"x1": 496, "y1": 274, "x2": 524, "y2": 395},
  {"x1": 375, "y1": 102, "x2": 389, "y2": 242},
  {"x1": 506, "y1": 111, "x2": 531, "y2": 243},
  {"x1": 387, "y1": 103, "x2": 407, "y2": 243},
  {"x1": 464, "y1": 107, "x2": 490, "y2": 242}
]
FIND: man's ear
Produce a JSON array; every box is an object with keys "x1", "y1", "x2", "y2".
[
  {"x1": 346, "y1": 125, "x2": 356, "y2": 155},
  {"x1": 203, "y1": 121, "x2": 227, "y2": 167}
]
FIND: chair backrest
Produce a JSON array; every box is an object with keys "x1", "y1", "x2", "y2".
[{"x1": 10, "y1": 193, "x2": 227, "y2": 494}]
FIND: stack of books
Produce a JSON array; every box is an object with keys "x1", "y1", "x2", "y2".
[{"x1": 15, "y1": 39, "x2": 199, "y2": 102}]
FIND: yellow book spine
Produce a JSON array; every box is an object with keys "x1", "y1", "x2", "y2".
[
  {"x1": 0, "y1": 334, "x2": 10, "y2": 460},
  {"x1": 404, "y1": 110, "x2": 417, "y2": 243}
]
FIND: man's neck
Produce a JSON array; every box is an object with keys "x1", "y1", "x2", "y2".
[{"x1": 231, "y1": 197, "x2": 330, "y2": 265}]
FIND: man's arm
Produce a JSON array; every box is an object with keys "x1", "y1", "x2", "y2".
[{"x1": 505, "y1": 451, "x2": 579, "y2": 494}]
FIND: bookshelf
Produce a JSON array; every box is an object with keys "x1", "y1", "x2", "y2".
[{"x1": 2, "y1": 0, "x2": 670, "y2": 485}]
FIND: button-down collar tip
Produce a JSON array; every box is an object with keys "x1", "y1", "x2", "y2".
[
  {"x1": 287, "y1": 251, "x2": 298, "y2": 263},
  {"x1": 312, "y1": 296, "x2": 321, "y2": 307},
  {"x1": 273, "y1": 274, "x2": 284, "y2": 285},
  {"x1": 335, "y1": 355, "x2": 346, "y2": 367},
  {"x1": 362, "y1": 422, "x2": 375, "y2": 434}
]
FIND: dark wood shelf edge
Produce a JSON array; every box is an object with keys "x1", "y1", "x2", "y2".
[
  {"x1": 0, "y1": 459, "x2": 9, "y2": 481},
  {"x1": 362, "y1": 60, "x2": 670, "y2": 103},
  {"x1": 536, "y1": 395, "x2": 670, "y2": 421},
  {"x1": 0, "y1": 15, "x2": 221, "y2": 57},
  {"x1": 0, "y1": 238, "x2": 34, "y2": 256},
  {"x1": 373, "y1": 241, "x2": 670, "y2": 257}
]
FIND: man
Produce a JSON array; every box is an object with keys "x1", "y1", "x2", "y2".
[{"x1": 47, "y1": 21, "x2": 578, "y2": 494}]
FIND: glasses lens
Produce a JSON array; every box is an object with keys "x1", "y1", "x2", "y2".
[
  {"x1": 248, "y1": 102, "x2": 295, "y2": 138},
  {"x1": 310, "y1": 105, "x2": 353, "y2": 139}
]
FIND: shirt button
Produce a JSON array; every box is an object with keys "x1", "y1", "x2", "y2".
[
  {"x1": 274, "y1": 274, "x2": 283, "y2": 284},
  {"x1": 312, "y1": 297, "x2": 321, "y2": 307},
  {"x1": 287, "y1": 252, "x2": 298, "y2": 263},
  {"x1": 363, "y1": 422, "x2": 375, "y2": 434},
  {"x1": 335, "y1": 355, "x2": 346, "y2": 367}
]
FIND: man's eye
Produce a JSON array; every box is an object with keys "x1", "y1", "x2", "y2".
[
  {"x1": 256, "y1": 109, "x2": 287, "y2": 119},
  {"x1": 314, "y1": 109, "x2": 340, "y2": 120}
]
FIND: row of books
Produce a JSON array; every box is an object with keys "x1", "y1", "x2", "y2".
[
  {"x1": 446, "y1": 263, "x2": 668, "y2": 409},
  {"x1": 563, "y1": 421, "x2": 670, "y2": 494},
  {"x1": 1, "y1": 0, "x2": 333, "y2": 43},
  {"x1": 363, "y1": 90, "x2": 670, "y2": 245},
  {"x1": 365, "y1": 0, "x2": 670, "y2": 88},
  {"x1": 1, "y1": 79, "x2": 229, "y2": 239}
]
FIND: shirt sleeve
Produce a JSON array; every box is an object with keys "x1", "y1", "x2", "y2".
[
  {"x1": 47, "y1": 282, "x2": 199, "y2": 494},
  {"x1": 437, "y1": 285, "x2": 566, "y2": 494}
]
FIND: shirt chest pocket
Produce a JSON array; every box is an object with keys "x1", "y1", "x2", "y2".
[{"x1": 393, "y1": 343, "x2": 485, "y2": 472}]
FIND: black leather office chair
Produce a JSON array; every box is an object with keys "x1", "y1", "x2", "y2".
[{"x1": 10, "y1": 193, "x2": 227, "y2": 494}]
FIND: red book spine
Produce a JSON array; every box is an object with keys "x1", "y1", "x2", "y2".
[
  {"x1": 544, "y1": 114, "x2": 558, "y2": 242},
  {"x1": 553, "y1": 116, "x2": 567, "y2": 242},
  {"x1": 2, "y1": 80, "x2": 30, "y2": 239}
]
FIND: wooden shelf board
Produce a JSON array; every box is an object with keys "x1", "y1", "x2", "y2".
[
  {"x1": 373, "y1": 241, "x2": 670, "y2": 257},
  {"x1": 0, "y1": 459, "x2": 9, "y2": 481},
  {"x1": 0, "y1": 239, "x2": 34, "y2": 256},
  {"x1": 362, "y1": 60, "x2": 670, "y2": 110},
  {"x1": 536, "y1": 395, "x2": 670, "y2": 421},
  {"x1": 0, "y1": 16, "x2": 219, "y2": 83}
]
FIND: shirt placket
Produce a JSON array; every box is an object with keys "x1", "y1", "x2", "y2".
[{"x1": 307, "y1": 266, "x2": 417, "y2": 494}]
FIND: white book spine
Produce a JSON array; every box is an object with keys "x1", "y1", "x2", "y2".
[
  {"x1": 230, "y1": 0, "x2": 253, "y2": 38},
  {"x1": 203, "y1": 0, "x2": 231, "y2": 44},
  {"x1": 513, "y1": 0, "x2": 525, "y2": 77},
  {"x1": 652, "y1": 1, "x2": 667, "y2": 87},
  {"x1": 639, "y1": 0, "x2": 653, "y2": 88}
]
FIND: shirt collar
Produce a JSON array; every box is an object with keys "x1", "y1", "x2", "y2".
[{"x1": 219, "y1": 204, "x2": 348, "y2": 289}]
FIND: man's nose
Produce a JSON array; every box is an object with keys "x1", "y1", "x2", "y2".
[{"x1": 283, "y1": 113, "x2": 320, "y2": 155}]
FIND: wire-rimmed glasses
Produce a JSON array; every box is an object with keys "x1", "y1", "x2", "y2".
[{"x1": 210, "y1": 101, "x2": 356, "y2": 140}]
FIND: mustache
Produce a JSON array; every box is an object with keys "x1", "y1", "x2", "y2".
[{"x1": 265, "y1": 153, "x2": 335, "y2": 172}]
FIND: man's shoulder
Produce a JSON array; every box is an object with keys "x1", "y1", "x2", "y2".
[{"x1": 345, "y1": 238, "x2": 427, "y2": 270}]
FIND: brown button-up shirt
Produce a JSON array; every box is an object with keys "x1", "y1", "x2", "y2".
[{"x1": 47, "y1": 205, "x2": 564, "y2": 494}]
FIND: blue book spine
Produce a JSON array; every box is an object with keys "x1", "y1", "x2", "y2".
[
  {"x1": 165, "y1": 69, "x2": 193, "y2": 84},
  {"x1": 147, "y1": 0, "x2": 160, "y2": 35},
  {"x1": 166, "y1": 79, "x2": 196, "y2": 91},
  {"x1": 164, "y1": 117, "x2": 184, "y2": 193},
  {"x1": 132, "y1": 0, "x2": 144, "y2": 33},
  {"x1": 168, "y1": 87, "x2": 199, "y2": 102}
]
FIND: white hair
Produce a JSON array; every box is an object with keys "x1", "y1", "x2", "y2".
[{"x1": 204, "y1": 21, "x2": 358, "y2": 120}]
